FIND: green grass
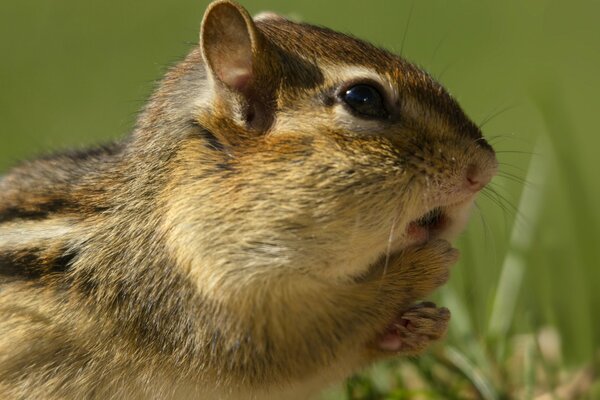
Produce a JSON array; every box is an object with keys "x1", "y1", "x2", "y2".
[{"x1": 1, "y1": 1, "x2": 598, "y2": 398}]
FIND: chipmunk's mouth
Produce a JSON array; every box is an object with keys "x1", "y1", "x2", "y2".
[{"x1": 406, "y1": 207, "x2": 449, "y2": 244}]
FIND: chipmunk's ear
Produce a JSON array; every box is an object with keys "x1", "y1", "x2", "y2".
[{"x1": 201, "y1": 0, "x2": 277, "y2": 130}]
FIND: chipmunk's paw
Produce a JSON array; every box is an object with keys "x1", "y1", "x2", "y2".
[
  {"x1": 378, "y1": 302, "x2": 450, "y2": 354},
  {"x1": 398, "y1": 239, "x2": 459, "y2": 300}
]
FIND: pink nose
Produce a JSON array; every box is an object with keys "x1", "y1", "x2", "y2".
[{"x1": 466, "y1": 163, "x2": 494, "y2": 192}]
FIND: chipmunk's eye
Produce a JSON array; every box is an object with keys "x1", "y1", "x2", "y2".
[{"x1": 342, "y1": 84, "x2": 387, "y2": 118}]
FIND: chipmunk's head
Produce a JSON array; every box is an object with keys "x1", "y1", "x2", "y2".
[{"x1": 159, "y1": 0, "x2": 497, "y2": 281}]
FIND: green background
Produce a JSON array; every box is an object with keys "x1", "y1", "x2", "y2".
[{"x1": 1, "y1": 0, "x2": 598, "y2": 397}]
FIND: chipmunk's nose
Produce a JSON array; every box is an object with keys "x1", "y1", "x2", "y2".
[{"x1": 465, "y1": 162, "x2": 496, "y2": 192}]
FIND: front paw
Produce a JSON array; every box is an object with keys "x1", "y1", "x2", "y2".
[
  {"x1": 397, "y1": 239, "x2": 459, "y2": 300},
  {"x1": 377, "y1": 302, "x2": 450, "y2": 355}
]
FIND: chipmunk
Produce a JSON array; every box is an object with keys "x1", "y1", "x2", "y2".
[{"x1": 0, "y1": 1, "x2": 497, "y2": 399}]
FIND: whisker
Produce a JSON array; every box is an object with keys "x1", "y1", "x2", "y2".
[
  {"x1": 478, "y1": 105, "x2": 516, "y2": 129},
  {"x1": 428, "y1": 35, "x2": 448, "y2": 66},
  {"x1": 485, "y1": 185, "x2": 528, "y2": 225},
  {"x1": 494, "y1": 150, "x2": 539, "y2": 156},
  {"x1": 436, "y1": 62, "x2": 454, "y2": 81},
  {"x1": 480, "y1": 189, "x2": 510, "y2": 217},
  {"x1": 499, "y1": 170, "x2": 528, "y2": 181},
  {"x1": 473, "y1": 136, "x2": 490, "y2": 145},
  {"x1": 400, "y1": 0, "x2": 416, "y2": 57},
  {"x1": 480, "y1": 189, "x2": 514, "y2": 234},
  {"x1": 380, "y1": 215, "x2": 398, "y2": 287},
  {"x1": 481, "y1": 187, "x2": 517, "y2": 218},
  {"x1": 485, "y1": 134, "x2": 535, "y2": 146},
  {"x1": 474, "y1": 201, "x2": 497, "y2": 262},
  {"x1": 495, "y1": 172, "x2": 533, "y2": 188},
  {"x1": 497, "y1": 162, "x2": 527, "y2": 174}
]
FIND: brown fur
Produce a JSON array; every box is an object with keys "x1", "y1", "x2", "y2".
[{"x1": 0, "y1": 1, "x2": 496, "y2": 399}]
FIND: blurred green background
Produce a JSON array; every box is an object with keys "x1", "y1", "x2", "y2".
[{"x1": 1, "y1": 0, "x2": 598, "y2": 398}]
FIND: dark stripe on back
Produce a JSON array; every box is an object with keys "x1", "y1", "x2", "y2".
[
  {"x1": 0, "y1": 247, "x2": 75, "y2": 281},
  {"x1": 0, "y1": 198, "x2": 70, "y2": 224}
]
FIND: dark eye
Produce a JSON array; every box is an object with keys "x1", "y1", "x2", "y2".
[{"x1": 341, "y1": 84, "x2": 387, "y2": 118}]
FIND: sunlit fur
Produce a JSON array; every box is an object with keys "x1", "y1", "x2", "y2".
[{"x1": 0, "y1": 1, "x2": 496, "y2": 399}]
